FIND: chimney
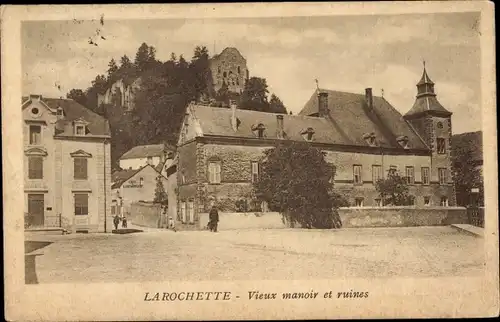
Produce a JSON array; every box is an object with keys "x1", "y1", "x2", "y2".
[
  {"x1": 230, "y1": 100, "x2": 238, "y2": 132},
  {"x1": 365, "y1": 88, "x2": 373, "y2": 111},
  {"x1": 276, "y1": 114, "x2": 284, "y2": 139},
  {"x1": 317, "y1": 91, "x2": 329, "y2": 117}
]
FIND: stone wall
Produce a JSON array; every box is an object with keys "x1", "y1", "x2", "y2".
[
  {"x1": 129, "y1": 201, "x2": 162, "y2": 228},
  {"x1": 339, "y1": 206, "x2": 467, "y2": 228},
  {"x1": 198, "y1": 211, "x2": 284, "y2": 230},
  {"x1": 187, "y1": 207, "x2": 468, "y2": 231}
]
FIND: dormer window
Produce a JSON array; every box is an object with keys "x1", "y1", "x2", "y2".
[
  {"x1": 251, "y1": 123, "x2": 266, "y2": 139},
  {"x1": 73, "y1": 117, "x2": 89, "y2": 136},
  {"x1": 362, "y1": 132, "x2": 377, "y2": 147},
  {"x1": 396, "y1": 136, "x2": 410, "y2": 149},
  {"x1": 301, "y1": 127, "x2": 315, "y2": 141},
  {"x1": 75, "y1": 125, "x2": 85, "y2": 136},
  {"x1": 56, "y1": 107, "x2": 64, "y2": 116}
]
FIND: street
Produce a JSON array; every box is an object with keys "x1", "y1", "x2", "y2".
[{"x1": 26, "y1": 227, "x2": 485, "y2": 283}]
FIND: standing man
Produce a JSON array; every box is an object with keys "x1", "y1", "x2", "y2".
[{"x1": 209, "y1": 205, "x2": 219, "y2": 232}]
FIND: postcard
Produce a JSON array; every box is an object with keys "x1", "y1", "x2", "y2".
[{"x1": 2, "y1": 2, "x2": 498, "y2": 320}]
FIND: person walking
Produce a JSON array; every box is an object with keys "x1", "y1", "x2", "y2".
[
  {"x1": 122, "y1": 215, "x2": 128, "y2": 228},
  {"x1": 208, "y1": 205, "x2": 219, "y2": 232},
  {"x1": 113, "y1": 215, "x2": 120, "y2": 231}
]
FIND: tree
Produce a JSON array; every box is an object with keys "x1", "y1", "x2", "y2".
[
  {"x1": 375, "y1": 169, "x2": 411, "y2": 206},
  {"x1": 107, "y1": 58, "x2": 118, "y2": 79},
  {"x1": 452, "y1": 144, "x2": 484, "y2": 206},
  {"x1": 135, "y1": 42, "x2": 151, "y2": 72},
  {"x1": 269, "y1": 93, "x2": 288, "y2": 114},
  {"x1": 253, "y1": 140, "x2": 342, "y2": 229},
  {"x1": 240, "y1": 77, "x2": 269, "y2": 112},
  {"x1": 66, "y1": 89, "x2": 87, "y2": 106},
  {"x1": 154, "y1": 175, "x2": 168, "y2": 204}
]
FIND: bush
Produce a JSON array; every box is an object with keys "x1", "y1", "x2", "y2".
[{"x1": 253, "y1": 141, "x2": 342, "y2": 229}]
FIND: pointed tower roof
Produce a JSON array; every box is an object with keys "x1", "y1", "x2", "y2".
[
  {"x1": 404, "y1": 64, "x2": 452, "y2": 119},
  {"x1": 416, "y1": 64, "x2": 435, "y2": 86}
]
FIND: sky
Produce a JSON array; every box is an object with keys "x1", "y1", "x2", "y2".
[{"x1": 22, "y1": 12, "x2": 481, "y2": 134}]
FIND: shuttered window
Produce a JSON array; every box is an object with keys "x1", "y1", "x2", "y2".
[
  {"x1": 208, "y1": 161, "x2": 221, "y2": 184},
  {"x1": 74, "y1": 157, "x2": 88, "y2": 180},
  {"x1": 28, "y1": 156, "x2": 43, "y2": 179}
]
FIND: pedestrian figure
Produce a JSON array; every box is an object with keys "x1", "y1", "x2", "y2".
[
  {"x1": 208, "y1": 205, "x2": 219, "y2": 232},
  {"x1": 113, "y1": 215, "x2": 120, "y2": 231},
  {"x1": 122, "y1": 216, "x2": 128, "y2": 228}
]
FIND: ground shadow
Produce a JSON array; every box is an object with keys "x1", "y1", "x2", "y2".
[
  {"x1": 25, "y1": 241, "x2": 53, "y2": 284},
  {"x1": 112, "y1": 229, "x2": 143, "y2": 234}
]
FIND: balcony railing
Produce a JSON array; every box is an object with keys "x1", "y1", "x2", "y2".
[{"x1": 24, "y1": 213, "x2": 63, "y2": 229}]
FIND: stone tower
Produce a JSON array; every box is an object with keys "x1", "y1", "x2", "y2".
[
  {"x1": 404, "y1": 64, "x2": 456, "y2": 206},
  {"x1": 209, "y1": 47, "x2": 249, "y2": 94}
]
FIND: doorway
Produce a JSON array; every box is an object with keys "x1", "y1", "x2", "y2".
[{"x1": 28, "y1": 194, "x2": 45, "y2": 226}]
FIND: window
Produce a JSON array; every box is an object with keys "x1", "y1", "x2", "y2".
[
  {"x1": 405, "y1": 166, "x2": 415, "y2": 184},
  {"x1": 29, "y1": 125, "x2": 41, "y2": 145},
  {"x1": 111, "y1": 205, "x2": 116, "y2": 215},
  {"x1": 437, "y1": 122, "x2": 443, "y2": 129},
  {"x1": 440, "y1": 196, "x2": 448, "y2": 207},
  {"x1": 258, "y1": 128, "x2": 264, "y2": 138},
  {"x1": 74, "y1": 158, "x2": 88, "y2": 180},
  {"x1": 139, "y1": 177, "x2": 144, "y2": 186},
  {"x1": 421, "y1": 167, "x2": 430, "y2": 185},
  {"x1": 147, "y1": 156, "x2": 153, "y2": 165},
  {"x1": 372, "y1": 165, "x2": 382, "y2": 183},
  {"x1": 375, "y1": 198, "x2": 382, "y2": 207},
  {"x1": 438, "y1": 168, "x2": 447, "y2": 185},
  {"x1": 75, "y1": 125, "x2": 85, "y2": 136},
  {"x1": 187, "y1": 200, "x2": 194, "y2": 224},
  {"x1": 208, "y1": 161, "x2": 221, "y2": 184},
  {"x1": 236, "y1": 79, "x2": 239, "y2": 85},
  {"x1": 74, "y1": 193, "x2": 89, "y2": 216},
  {"x1": 28, "y1": 156, "x2": 43, "y2": 179},
  {"x1": 355, "y1": 198, "x2": 364, "y2": 207},
  {"x1": 408, "y1": 196, "x2": 415, "y2": 206},
  {"x1": 237, "y1": 66, "x2": 241, "y2": 74},
  {"x1": 217, "y1": 66, "x2": 221, "y2": 74},
  {"x1": 353, "y1": 165, "x2": 362, "y2": 185},
  {"x1": 251, "y1": 161, "x2": 259, "y2": 183},
  {"x1": 223, "y1": 71, "x2": 227, "y2": 78},
  {"x1": 437, "y1": 138, "x2": 446, "y2": 154},
  {"x1": 31, "y1": 107, "x2": 39, "y2": 115},
  {"x1": 424, "y1": 196, "x2": 431, "y2": 206}
]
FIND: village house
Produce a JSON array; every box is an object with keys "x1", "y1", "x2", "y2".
[
  {"x1": 23, "y1": 94, "x2": 112, "y2": 233},
  {"x1": 174, "y1": 66, "x2": 456, "y2": 230},
  {"x1": 111, "y1": 164, "x2": 168, "y2": 217},
  {"x1": 119, "y1": 143, "x2": 174, "y2": 170}
]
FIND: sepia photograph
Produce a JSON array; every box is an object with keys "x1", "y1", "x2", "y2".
[{"x1": 3, "y1": 2, "x2": 498, "y2": 320}]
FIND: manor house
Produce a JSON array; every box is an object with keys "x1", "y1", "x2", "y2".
[{"x1": 173, "y1": 66, "x2": 456, "y2": 230}]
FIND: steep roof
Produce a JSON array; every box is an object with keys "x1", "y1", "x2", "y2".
[
  {"x1": 405, "y1": 95, "x2": 451, "y2": 118},
  {"x1": 22, "y1": 96, "x2": 111, "y2": 137},
  {"x1": 299, "y1": 89, "x2": 429, "y2": 150},
  {"x1": 192, "y1": 105, "x2": 344, "y2": 145},
  {"x1": 120, "y1": 144, "x2": 172, "y2": 160},
  {"x1": 452, "y1": 131, "x2": 483, "y2": 163},
  {"x1": 111, "y1": 168, "x2": 142, "y2": 189}
]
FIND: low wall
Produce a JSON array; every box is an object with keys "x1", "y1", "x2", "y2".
[
  {"x1": 198, "y1": 212, "x2": 284, "y2": 230},
  {"x1": 339, "y1": 206, "x2": 468, "y2": 228},
  {"x1": 129, "y1": 202, "x2": 162, "y2": 228}
]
